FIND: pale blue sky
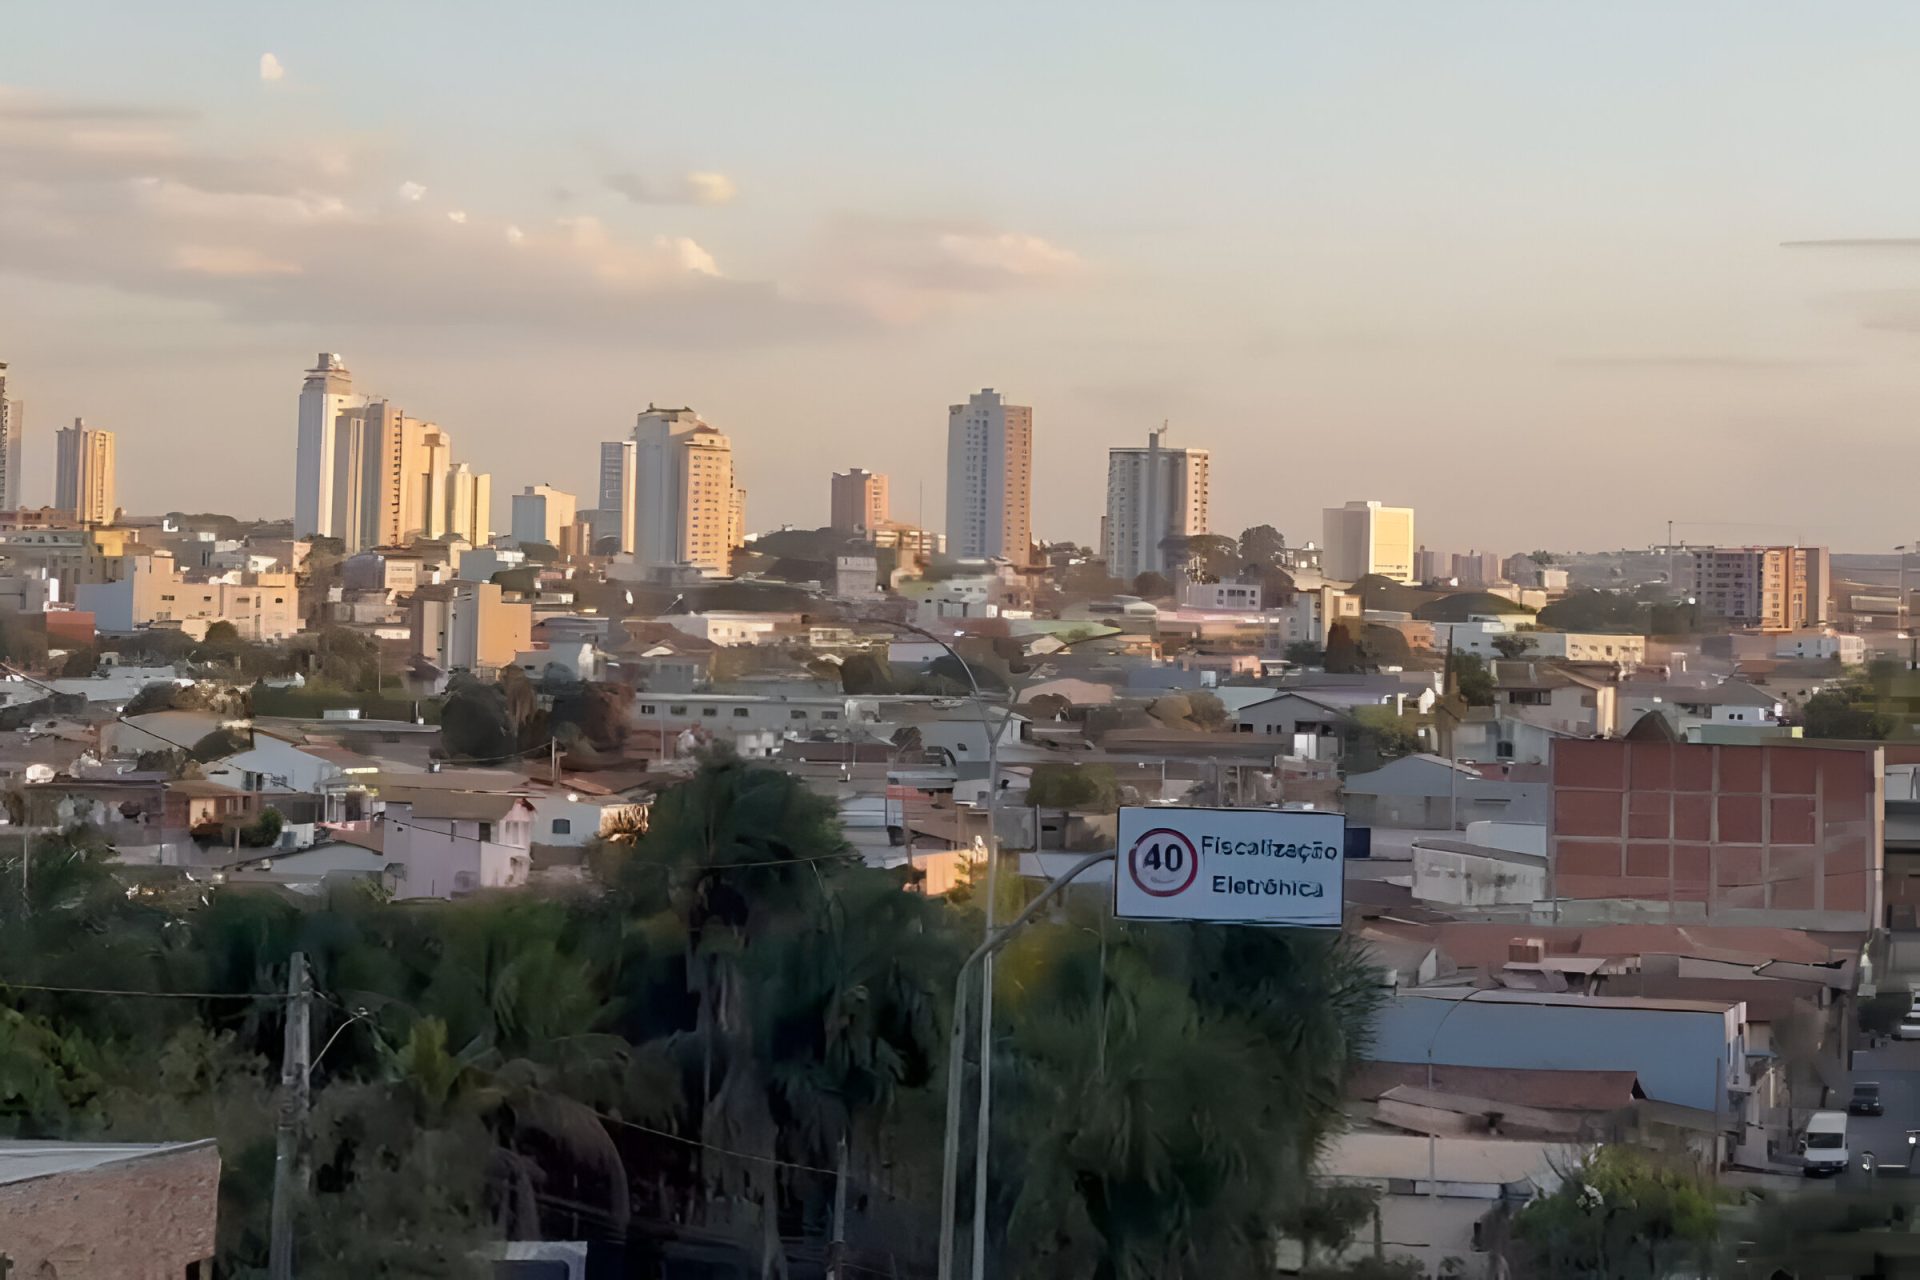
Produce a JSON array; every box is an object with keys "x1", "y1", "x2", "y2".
[{"x1": 6, "y1": 3, "x2": 1920, "y2": 551}]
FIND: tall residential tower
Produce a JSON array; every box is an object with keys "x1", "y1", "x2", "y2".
[
  {"x1": 1103, "y1": 428, "x2": 1209, "y2": 583},
  {"x1": 54, "y1": 419, "x2": 115, "y2": 525},
  {"x1": 294, "y1": 353, "x2": 359, "y2": 538},
  {"x1": 831, "y1": 468, "x2": 888, "y2": 536},
  {"x1": 1322, "y1": 500, "x2": 1416, "y2": 584},
  {"x1": 632, "y1": 406, "x2": 738, "y2": 577},
  {"x1": 0, "y1": 363, "x2": 21, "y2": 511},
  {"x1": 944, "y1": 389, "x2": 1031, "y2": 562}
]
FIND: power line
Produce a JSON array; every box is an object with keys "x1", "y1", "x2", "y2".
[{"x1": 0, "y1": 979, "x2": 289, "y2": 1001}]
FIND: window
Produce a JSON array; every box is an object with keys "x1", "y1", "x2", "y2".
[
  {"x1": 478, "y1": 822, "x2": 493, "y2": 841},
  {"x1": 670, "y1": 705, "x2": 688, "y2": 716},
  {"x1": 640, "y1": 704, "x2": 656, "y2": 715},
  {"x1": 732, "y1": 707, "x2": 749, "y2": 718},
  {"x1": 790, "y1": 710, "x2": 807, "y2": 720},
  {"x1": 822, "y1": 710, "x2": 840, "y2": 721},
  {"x1": 551, "y1": 818, "x2": 572, "y2": 835}
]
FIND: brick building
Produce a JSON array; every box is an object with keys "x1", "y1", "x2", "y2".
[{"x1": 1549, "y1": 739, "x2": 1882, "y2": 930}]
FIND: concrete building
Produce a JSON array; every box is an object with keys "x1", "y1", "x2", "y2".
[
  {"x1": 383, "y1": 790, "x2": 534, "y2": 898},
  {"x1": 597, "y1": 438, "x2": 638, "y2": 554},
  {"x1": 831, "y1": 467, "x2": 888, "y2": 536},
  {"x1": 54, "y1": 418, "x2": 115, "y2": 525},
  {"x1": 445, "y1": 461, "x2": 491, "y2": 546},
  {"x1": 75, "y1": 553, "x2": 301, "y2": 640},
  {"x1": 0, "y1": 1138, "x2": 219, "y2": 1279},
  {"x1": 945, "y1": 389, "x2": 1032, "y2": 563},
  {"x1": 1182, "y1": 582, "x2": 1261, "y2": 611},
  {"x1": 1774, "y1": 628, "x2": 1865, "y2": 664},
  {"x1": 1451, "y1": 549, "x2": 1504, "y2": 588},
  {"x1": 412, "y1": 580, "x2": 533, "y2": 674},
  {"x1": 632, "y1": 406, "x2": 738, "y2": 576},
  {"x1": 1342, "y1": 754, "x2": 1551, "y2": 828},
  {"x1": 1103, "y1": 427, "x2": 1210, "y2": 583},
  {"x1": 0, "y1": 527, "x2": 138, "y2": 590},
  {"x1": 1686, "y1": 545, "x2": 1831, "y2": 630},
  {"x1": 294, "y1": 352, "x2": 359, "y2": 539},
  {"x1": 871, "y1": 522, "x2": 945, "y2": 562},
  {"x1": 0, "y1": 361, "x2": 22, "y2": 512},
  {"x1": 1322, "y1": 500, "x2": 1415, "y2": 584},
  {"x1": 331, "y1": 401, "x2": 440, "y2": 552},
  {"x1": 510, "y1": 484, "x2": 577, "y2": 548}
]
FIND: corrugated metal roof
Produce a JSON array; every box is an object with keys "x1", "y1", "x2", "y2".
[{"x1": 0, "y1": 1139, "x2": 215, "y2": 1187}]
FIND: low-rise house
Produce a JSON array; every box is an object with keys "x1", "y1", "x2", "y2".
[
  {"x1": 198, "y1": 730, "x2": 352, "y2": 795},
  {"x1": 1343, "y1": 754, "x2": 1551, "y2": 828},
  {"x1": 1616, "y1": 679, "x2": 1783, "y2": 740},
  {"x1": 1450, "y1": 708, "x2": 1579, "y2": 766},
  {"x1": 659, "y1": 611, "x2": 800, "y2": 647},
  {"x1": 382, "y1": 790, "x2": 535, "y2": 899},
  {"x1": 1490, "y1": 661, "x2": 1616, "y2": 737},
  {"x1": 1410, "y1": 836, "x2": 1548, "y2": 908}
]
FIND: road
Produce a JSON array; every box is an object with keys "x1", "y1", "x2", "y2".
[{"x1": 1842, "y1": 1040, "x2": 1920, "y2": 1175}]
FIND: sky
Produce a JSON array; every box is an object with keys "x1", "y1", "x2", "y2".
[{"x1": 7, "y1": 3, "x2": 1920, "y2": 554}]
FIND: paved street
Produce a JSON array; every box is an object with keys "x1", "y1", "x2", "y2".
[{"x1": 1842, "y1": 1041, "x2": 1920, "y2": 1175}]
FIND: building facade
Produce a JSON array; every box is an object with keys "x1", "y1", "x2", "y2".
[
  {"x1": 413, "y1": 580, "x2": 533, "y2": 674},
  {"x1": 1103, "y1": 428, "x2": 1209, "y2": 583},
  {"x1": 831, "y1": 468, "x2": 889, "y2": 535},
  {"x1": 598, "y1": 438, "x2": 638, "y2": 554},
  {"x1": 944, "y1": 389, "x2": 1032, "y2": 563},
  {"x1": 1686, "y1": 545, "x2": 1831, "y2": 631},
  {"x1": 294, "y1": 352, "x2": 359, "y2": 539},
  {"x1": 0, "y1": 362, "x2": 21, "y2": 512},
  {"x1": 445, "y1": 462, "x2": 491, "y2": 546},
  {"x1": 54, "y1": 418, "x2": 115, "y2": 525},
  {"x1": 632, "y1": 406, "x2": 738, "y2": 577},
  {"x1": 1322, "y1": 500, "x2": 1416, "y2": 584},
  {"x1": 510, "y1": 484, "x2": 577, "y2": 548}
]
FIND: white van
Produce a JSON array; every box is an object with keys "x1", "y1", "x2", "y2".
[{"x1": 1801, "y1": 1110, "x2": 1850, "y2": 1176}]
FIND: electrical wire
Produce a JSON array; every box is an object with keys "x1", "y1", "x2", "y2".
[{"x1": 0, "y1": 979, "x2": 289, "y2": 1000}]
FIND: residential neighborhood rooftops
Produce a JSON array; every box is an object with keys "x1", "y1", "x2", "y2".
[
  {"x1": 1318, "y1": 1132, "x2": 1581, "y2": 1187},
  {"x1": 385, "y1": 790, "x2": 533, "y2": 823},
  {"x1": 1347, "y1": 1063, "x2": 1644, "y2": 1112}
]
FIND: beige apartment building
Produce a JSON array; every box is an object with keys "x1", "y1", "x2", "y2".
[
  {"x1": 54, "y1": 418, "x2": 116, "y2": 525},
  {"x1": 945, "y1": 389, "x2": 1032, "y2": 563},
  {"x1": 75, "y1": 552, "x2": 301, "y2": 640},
  {"x1": 1687, "y1": 545, "x2": 1830, "y2": 631},
  {"x1": 1322, "y1": 500, "x2": 1416, "y2": 584},
  {"x1": 831, "y1": 468, "x2": 889, "y2": 535},
  {"x1": 631, "y1": 406, "x2": 740, "y2": 577},
  {"x1": 412, "y1": 581, "x2": 532, "y2": 674},
  {"x1": 1104, "y1": 428, "x2": 1210, "y2": 583}
]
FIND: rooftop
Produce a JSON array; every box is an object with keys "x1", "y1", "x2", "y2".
[
  {"x1": 1318, "y1": 1132, "x2": 1582, "y2": 1187},
  {"x1": 0, "y1": 1139, "x2": 215, "y2": 1187}
]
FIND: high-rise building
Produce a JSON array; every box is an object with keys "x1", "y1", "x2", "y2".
[
  {"x1": 598, "y1": 439, "x2": 638, "y2": 555},
  {"x1": 294, "y1": 353, "x2": 361, "y2": 538},
  {"x1": 944, "y1": 389, "x2": 1032, "y2": 562},
  {"x1": 1321, "y1": 500, "x2": 1415, "y2": 584},
  {"x1": 446, "y1": 463, "x2": 491, "y2": 546},
  {"x1": 1103, "y1": 428, "x2": 1209, "y2": 583},
  {"x1": 1414, "y1": 546, "x2": 1444, "y2": 582},
  {"x1": 511, "y1": 484, "x2": 577, "y2": 548},
  {"x1": 329, "y1": 402, "x2": 450, "y2": 551},
  {"x1": 632, "y1": 406, "x2": 736, "y2": 577},
  {"x1": 0, "y1": 362, "x2": 22, "y2": 512},
  {"x1": 54, "y1": 418, "x2": 115, "y2": 526},
  {"x1": 1686, "y1": 546, "x2": 1831, "y2": 630},
  {"x1": 831, "y1": 468, "x2": 889, "y2": 536},
  {"x1": 1451, "y1": 550, "x2": 1504, "y2": 589}
]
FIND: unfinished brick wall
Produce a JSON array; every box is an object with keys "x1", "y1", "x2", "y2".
[
  {"x1": 1549, "y1": 740, "x2": 1883, "y2": 927},
  {"x1": 0, "y1": 1143, "x2": 219, "y2": 1279}
]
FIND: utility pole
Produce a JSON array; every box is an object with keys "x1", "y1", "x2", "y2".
[
  {"x1": 827, "y1": 1135, "x2": 849, "y2": 1280},
  {"x1": 268, "y1": 951, "x2": 312, "y2": 1280}
]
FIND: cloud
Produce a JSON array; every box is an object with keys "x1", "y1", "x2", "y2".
[
  {"x1": 446, "y1": 209, "x2": 467, "y2": 225},
  {"x1": 605, "y1": 169, "x2": 739, "y2": 206},
  {"x1": 0, "y1": 86, "x2": 856, "y2": 345},
  {"x1": 397, "y1": 180, "x2": 426, "y2": 202},
  {"x1": 811, "y1": 215, "x2": 1086, "y2": 322},
  {"x1": 259, "y1": 53, "x2": 285, "y2": 83}
]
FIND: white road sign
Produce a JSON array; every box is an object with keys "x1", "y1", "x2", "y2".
[{"x1": 1113, "y1": 806, "x2": 1345, "y2": 928}]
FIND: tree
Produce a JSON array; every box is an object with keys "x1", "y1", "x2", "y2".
[
  {"x1": 1285, "y1": 641, "x2": 1325, "y2": 667},
  {"x1": 1344, "y1": 706, "x2": 1421, "y2": 771},
  {"x1": 1509, "y1": 1146, "x2": 1716, "y2": 1279},
  {"x1": 0, "y1": 612, "x2": 48, "y2": 669},
  {"x1": 188, "y1": 726, "x2": 250, "y2": 763},
  {"x1": 438, "y1": 676, "x2": 516, "y2": 761},
  {"x1": 1171, "y1": 533, "x2": 1242, "y2": 584},
  {"x1": 1490, "y1": 633, "x2": 1534, "y2": 660},
  {"x1": 838, "y1": 652, "x2": 898, "y2": 695},
  {"x1": 1325, "y1": 622, "x2": 1363, "y2": 674},
  {"x1": 202, "y1": 620, "x2": 241, "y2": 646},
  {"x1": 1131, "y1": 571, "x2": 1173, "y2": 600},
  {"x1": 1802, "y1": 686, "x2": 1892, "y2": 740},
  {"x1": 1362, "y1": 624, "x2": 1412, "y2": 667},
  {"x1": 1026, "y1": 763, "x2": 1119, "y2": 810},
  {"x1": 1238, "y1": 524, "x2": 1288, "y2": 567},
  {"x1": 60, "y1": 648, "x2": 98, "y2": 678},
  {"x1": 548, "y1": 681, "x2": 633, "y2": 754},
  {"x1": 1537, "y1": 590, "x2": 1641, "y2": 633},
  {"x1": 239, "y1": 807, "x2": 284, "y2": 848},
  {"x1": 1452, "y1": 652, "x2": 1495, "y2": 706}
]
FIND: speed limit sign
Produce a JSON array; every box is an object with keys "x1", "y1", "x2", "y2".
[{"x1": 1126, "y1": 828, "x2": 1200, "y2": 897}]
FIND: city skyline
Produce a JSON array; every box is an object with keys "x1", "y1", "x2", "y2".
[{"x1": 14, "y1": 6, "x2": 1920, "y2": 549}]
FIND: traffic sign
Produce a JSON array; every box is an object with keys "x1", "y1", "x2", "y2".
[{"x1": 1113, "y1": 806, "x2": 1345, "y2": 928}]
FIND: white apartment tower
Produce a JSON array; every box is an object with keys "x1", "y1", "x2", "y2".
[
  {"x1": 1322, "y1": 500, "x2": 1416, "y2": 584},
  {"x1": 945, "y1": 389, "x2": 1032, "y2": 562},
  {"x1": 294, "y1": 353, "x2": 361, "y2": 538},
  {"x1": 831, "y1": 468, "x2": 889, "y2": 536},
  {"x1": 446, "y1": 463, "x2": 491, "y2": 546},
  {"x1": 1103, "y1": 428, "x2": 1210, "y2": 583},
  {"x1": 55, "y1": 418, "x2": 115, "y2": 525},
  {"x1": 598, "y1": 439, "x2": 638, "y2": 555},
  {"x1": 632, "y1": 406, "x2": 737, "y2": 577}
]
